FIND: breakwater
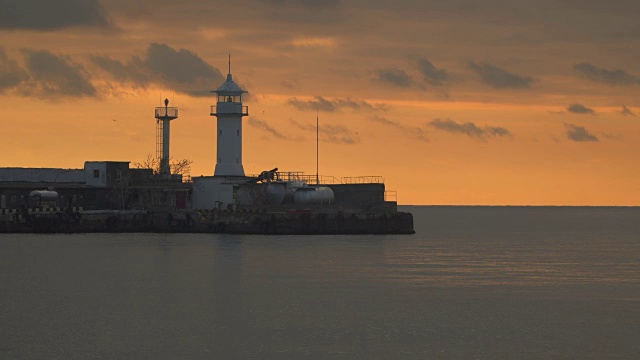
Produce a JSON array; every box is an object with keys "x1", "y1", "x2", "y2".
[{"x1": 0, "y1": 207, "x2": 415, "y2": 235}]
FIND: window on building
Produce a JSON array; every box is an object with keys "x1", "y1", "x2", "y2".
[
  {"x1": 237, "y1": 129, "x2": 240, "y2": 136},
  {"x1": 93, "y1": 170, "x2": 100, "y2": 178},
  {"x1": 115, "y1": 170, "x2": 122, "y2": 181},
  {"x1": 236, "y1": 158, "x2": 239, "y2": 164}
]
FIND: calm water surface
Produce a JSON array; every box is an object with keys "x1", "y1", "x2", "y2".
[{"x1": 1, "y1": 206, "x2": 639, "y2": 359}]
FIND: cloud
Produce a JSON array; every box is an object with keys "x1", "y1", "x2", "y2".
[
  {"x1": 428, "y1": 118, "x2": 512, "y2": 139},
  {"x1": 262, "y1": 0, "x2": 340, "y2": 6},
  {"x1": 92, "y1": 43, "x2": 225, "y2": 97},
  {"x1": 567, "y1": 103, "x2": 595, "y2": 115},
  {"x1": 0, "y1": 0, "x2": 110, "y2": 30},
  {"x1": 468, "y1": 61, "x2": 533, "y2": 89},
  {"x1": 288, "y1": 96, "x2": 386, "y2": 112},
  {"x1": 0, "y1": 47, "x2": 95, "y2": 98},
  {"x1": 280, "y1": 80, "x2": 297, "y2": 89},
  {"x1": 620, "y1": 105, "x2": 636, "y2": 116},
  {"x1": 370, "y1": 116, "x2": 428, "y2": 142},
  {"x1": 290, "y1": 36, "x2": 337, "y2": 48},
  {"x1": 601, "y1": 132, "x2": 622, "y2": 140},
  {"x1": 289, "y1": 96, "x2": 336, "y2": 112},
  {"x1": 0, "y1": 48, "x2": 29, "y2": 91},
  {"x1": 21, "y1": 49, "x2": 96, "y2": 97},
  {"x1": 565, "y1": 123, "x2": 598, "y2": 142},
  {"x1": 91, "y1": 55, "x2": 148, "y2": 85},
  {"x1": 574, "y1": 63, "x2": 640, "y2": 86},
  {"x1": 0, "y1": 47, "x2": 168, "y2": 99},
  {"x1": 248, "y1": 117, "x2": 300, "y2": 140},
  {"x1": 417, "y1": 57, "x2": 448, "y2": 86},
  {"x1": 257, "y1": 0, "x2": 343, "y2": 24},
  {"x1": 144, "y1": 43, "x2": 222, "y2": 85},
  {"x1": 290, "y1": 119, "x2": 358, "y2": 144},
  {"x1": 485, "y1": 127, "x2": 511, "y2": 137},
  {"x1": 374, "y1": 68, "x2": 413, "y2": 87}
]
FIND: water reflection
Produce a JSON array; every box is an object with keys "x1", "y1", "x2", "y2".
[{"x1": 1, "y1": 207, "x2": 639, "y2": 359}]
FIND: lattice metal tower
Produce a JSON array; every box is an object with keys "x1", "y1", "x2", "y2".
[{"x1": 154, "y1": 99, "x2": 179, "y2": 175}]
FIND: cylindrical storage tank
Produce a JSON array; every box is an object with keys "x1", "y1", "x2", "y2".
[
  {"x1": 29, "y1": 190, "x2": 58, "y2": 201},
  {"x1": 293, "y1": 186, "x2": 334, "y2": 205},
  {"x1": 29, "y1": 190, "x2": 59, "y2": 207},
  {"x1": 289, "y1": 180, "x2": 306, "y2": 188},
  {"x1": 283, "y1": 185, "x2": 295, "y2": 204},
  {"x1": 283, "y1": 180, "x2": 306, "y2": 203},
  {"x1": 266, "y1": 183, "x2": 285, "y2": 205}
]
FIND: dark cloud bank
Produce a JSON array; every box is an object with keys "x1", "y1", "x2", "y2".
[
  {"x1": 469, "y1": 61, "x2": 533, "y2": 89},
  {"x1": 93, "y1": 43, "x2": 225, "y2": 97},
  {"x1": 290, "y1": 119, "x2": 358, "y2": 145},
  {"x1": 369, "y1": 116, "x2": 428, "y2": 142},
  {"x1": 566, "y1": 103, "x2": 595, "y2": 115},
  {"x1": 0, "y1": 47, "x2": 96, "y2": 98},
  {"x1": 0, "y1": 48, "x2": 29, "y2": 91},
  {"x1": 0, "y1": 0, "x2": 110, "y2": 30},
  {"x1": 0, "y1": 43, "x2": 225, "y2": 98},
  {"x1": 248, "y1": 117, "x2": 301, "y2": 141},
  {"x1": 574, "y1": 63, "x2": 640, "y2": 86},
  {"x1": 288, "y1": 96, "x2": 386, "y2": 112},
  {"x1": 248, "y1": 115, "x2": 358, "y2": 145},
  {"x1": 374, "y1": 68, "x2": 413, "y2": 88},
  {"x1": 373, "y1": 57, "x2": 448, "y2": 89},
  {"x1": 565, "y1": 123, "x2": 598, "y2": 142},
  {"x1": 428, "y1": 118, "x2": 511, "y2": 139},
  {"x1": 417, "y1": 57, "x2": 448, "y2": 86}
]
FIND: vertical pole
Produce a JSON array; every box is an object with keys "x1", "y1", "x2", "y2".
[
  {"x1": 163, "y1": 119, "x2": 171, "y2": 174},
  {"x1": 316, "y1": 109, "x2": 319, "y2": 185}
]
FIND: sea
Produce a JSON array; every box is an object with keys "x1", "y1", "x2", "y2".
[{"x1": 1, "y1": 206, "x2": 638, "y2": 359}]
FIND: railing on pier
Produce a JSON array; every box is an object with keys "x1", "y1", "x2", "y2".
[
  {"x1": 247, "y1": 172, "x2": 385, "y2": 186},
  {"x1": 341, "y1": 176, "x2": 384, "y2": 184},
  {"x1": 274, "y1": 172, "x2": 342, "y2": 185}
]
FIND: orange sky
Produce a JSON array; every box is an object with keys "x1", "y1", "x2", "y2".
[{"x1": 1, "y1": 0, "x2": 640, "y2": 205}]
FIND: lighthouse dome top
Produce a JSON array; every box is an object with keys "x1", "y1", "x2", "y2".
[{"x1": 215, "y1": 73, "x2": 247, "y2": 94}]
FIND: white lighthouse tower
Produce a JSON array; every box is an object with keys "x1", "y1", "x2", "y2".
[{"x1": 210, "y1": 62, "x2": 248, "y2": 176}]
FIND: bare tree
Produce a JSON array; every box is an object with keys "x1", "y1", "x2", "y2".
[
  {"x1": 133, "y1": 154, "x2": 193, "y2": 176},
  {"x1": 109, "y1": 172, "x2": 132, "y2": 210},
  {"x1": 133, "y1": 154, "x2": 160, "y2": 173},
  {"x1": 171, "y1": 158, "x2": 193, "y2": 176}
]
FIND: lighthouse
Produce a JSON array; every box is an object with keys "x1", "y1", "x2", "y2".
[
  {"x1": 154, "y1": 98, "x2": 178, "y2": 175},
  {"x1": 210, "y1": 64, "x2": 248, "y2": 176}
]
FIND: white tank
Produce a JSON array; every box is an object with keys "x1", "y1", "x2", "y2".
[
  {"x1": 283, "y1": 181, "x2": 306, "y2": 204},
  {"x1": 266, "y1": 183, "x2": 285, "y2": 205},
  {"x1": 29, "y1": 190, "x2": 58, "y2": 201},
  {"x1": 29, "y1": 190, "x2": 59, "y2": 207},
  {"x1": 293, "y1": 186, "x2": 334, "y2": 205},
  {"x1": 289, "y1": 180, "x2": 306, "y2": 188}
]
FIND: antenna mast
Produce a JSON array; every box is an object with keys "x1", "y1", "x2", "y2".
[{"x1": 316, "y1": 108, "x2": 319, "y2": 185}]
